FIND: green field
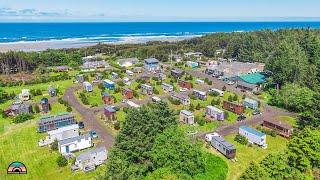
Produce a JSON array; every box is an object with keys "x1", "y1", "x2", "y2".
[
  {"x1": 206, "y1": 134, "x2": 288, "y2": 180},
  {"x1": 0, "y1": 121, "x2": 106, "y2": 180}
]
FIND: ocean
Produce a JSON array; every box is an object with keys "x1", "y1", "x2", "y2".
[{"x1": 0, "y1": 22, "x2": 320, "y2": 52}]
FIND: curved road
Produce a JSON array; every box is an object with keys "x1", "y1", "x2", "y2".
[{"x1": 63, "y1": 85, "x2": 115, "y2": 149}]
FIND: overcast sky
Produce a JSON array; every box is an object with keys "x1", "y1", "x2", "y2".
[{"x1": 0, "y1": 0, "x2": 319, "y2": 22}]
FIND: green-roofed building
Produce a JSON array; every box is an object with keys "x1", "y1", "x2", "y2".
[{"x1": 238, "y1": 72, "x2": 266, "y2": 85}]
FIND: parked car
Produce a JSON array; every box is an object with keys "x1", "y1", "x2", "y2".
[
  {"x1": 217, "y1": 76, "x2": 223, "y2": 80},
  {"x1": 89, "y1": 130, "x2": 98, "y2": 138},
  {"x1": 227, "y1": 81, "x2": 235, "y2": 85},
  {"x1": 237, "y1": 114, "x2": 246, "y2": 121},
  {"x1": 78, "y1": 121, "x2": 85, "y2": 129},
  {"x1": 252, "y1": 110, "x2": 261, "y2": 115}
]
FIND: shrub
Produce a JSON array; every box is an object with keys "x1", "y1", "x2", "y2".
[
  {"x1": 233, "y1": 94, "x2": 238, "y2": 102},
  {"x1": 196, "y1": 103, "x2": 201, "y2": 110},
  {"x1": 222, "y1": 86, "x2": 226, "y2": 91},
  {"x1": 34, "y1": 105, "x2": 40, "y2": 113},
  {"x1": 189, "y1": 104, "x2": 195, "y2": 111},
  {"x1": 153, "y1": 88, "x2": 160, "y2": 95},
  {"x1": 56, "y1": 155, "x2": 68, "y2": 167},
  {"x1": 13, "y1": 113, "x2": 34, "y2": 124},
  {"x1": 66, "y1": 106, "x2": 72, "y2": 112},
  {"x1": 51, "y1": 139, "x2": 58, "y2": 151},
  {"x1": 234, "y1": 134, "x2": 248, "y2": 145},
  {"x1": 114, "y1": 121, "x2": 121, "y2": 130},
  {"x1": 228, "y1": 95, "x2": 233, "y2": 102},
  {"x1": 196, "y1": 116, "x2": 205, "y2": 126}
]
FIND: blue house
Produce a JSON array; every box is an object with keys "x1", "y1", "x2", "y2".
[
  {"x1": 103, "y1": 79, "x2": 115, "y2": 90},
  {"x1": 144, "y1": 58, "x2": 160, "y2": 72},
  {"x1": 243, "y1": 98, "x2": 258, "y2": 110}
]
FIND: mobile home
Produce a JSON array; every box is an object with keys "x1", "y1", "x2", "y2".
[
  {"x1": 206, "y1": 106, "x2": 224, "y2": 121},
  {"x1": 211, "y1": 135, "x2": 236, "y2": 159},
  {"x1": 59, "y1": 134, "x2": 92, "y2": 154},
  {"x1": 223, "y1": 101, "x2": 244, "y2": 115},
  {"x1": 83, "y1": 81, "x2": 93, "y2": 92},
  {"x1": 239, "y1": 126, "x2": 267, "y2": 148},
  {"x1": 180, "y1": 110, "x2": 195, "y2": 125},
  {"x1": 243, "y1": 98, "x2": 258, "y2": 110},
  {"x1": 38, "y1": 113, "x2": 76, "y2": 133},
  {"x1": 103, "y1": 79, "x2": 115, "y2": 90},
  {"x1": 162, "y1": 83, "x2": 174, "y2": 92},
  {"x1": 209, "y1": 88, "x2": 224, "y2": 97},
  {"x1": 141, "y1": 84, "x2": 153, "y2": 95},
  {"x1": 193, "y1": 89, "x2": 207, "y2": 100}
]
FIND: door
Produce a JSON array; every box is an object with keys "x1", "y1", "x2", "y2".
[{"x1": 66, "y1": 145, "x2": 70, "y2": 153}]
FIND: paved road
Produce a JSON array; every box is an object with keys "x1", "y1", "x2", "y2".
[{"x1": 63, "y1": 85, "x2": 115, "y2": 149}]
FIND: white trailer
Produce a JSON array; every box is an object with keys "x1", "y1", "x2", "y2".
[{"x1": 239, "y1": 125, "x2": 267, "y2": 149}]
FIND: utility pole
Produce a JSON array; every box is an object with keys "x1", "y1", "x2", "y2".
[{"x1": 170, "y1": 49, "x2": 173, "y2": 65}]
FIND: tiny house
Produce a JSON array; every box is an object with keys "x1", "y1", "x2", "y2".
[
  {"x1": 76, "y1": 74, "x2": 85, "y2": 83},
  {"x1": 180, "y1": 110, "x2": 195, "y2": 125},
  {"x1": 193, "y1": 89, "x2": 207, "y2": 100},
  {"x1": 103, "y1": 79, "x2": 115, "y2": 90},
  {"x1": 102, "y1": 93, "x2": 114, "y2": 105},
  {"x1": 171, "y1": 69, "x2": 184, "y2": 79},
  {"x1": 243, "y1": 98, "x2": 258, "y2": 110},
  {"x1": 206, "y1": 106, "x2": 224, "y2": 121},
  {"x1": 171, "y1": 93, "x2": 190, "y2": 105},
  {"x1": 126, "y1": 70, "x2": 134, "y2": 76},
  {"x1": 179, "y1": 80, "x2": 192, "y2": 90},
  {"x1": 161, "y1": 83, "x2": 174, "y2": 92},
  {"x1": 40, "y1": 98, "x2": 50, "y2": 113},
  {"x1": 111, "y1": 72, "x2": 119, "y2": 79},
  {"x1": 123, "y1": 88, "x2": 134, "y2": 99},
  {"x1": 186, "y1": 61, "x2": 199, "y2": 68},
  {"x1": 58, "y1": 134, "x2": 92, "y2": 154},
  {"x1": 48, "y1": 86, "x2": 57, "y2": 97},
  {"x1": 83, "y1": 81, "x2": 93, "y2": 92},
  {"x1": 104, "y1": 106, "x2": 116, "y2": 121},
  {"x1": 211, "y1": 135, "x2": 236, "y2": 159},
  {"x1": 95, "y1": 73, "x2": 103, "y2": 81},
  {"x1": 223, "y1": 101, "x2": 244, "y2": 115},
  {"x1": 19, "y1": 89, "x2": 30, "y2": 101},
  {"x1": 239, "y1": 126, "x2": 267, "y2": 148},
  {"x1": 158, "y1": 72, "x2": 166, "y2": 81},
  {"x1": 10, "y1": 101, "x2": 32, "y2": 116},
  {"x1": 141, "y1": 84, "x2": 153, "y2": 95}
]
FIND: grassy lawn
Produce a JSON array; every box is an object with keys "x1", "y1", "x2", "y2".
[
  {"x1": 0, "y1": 121, "x2": 106, "y2": 180},
  {"x1": 85, "y1": 87, "x2": 104, "y2": 106},
  {"x1": 207, "y1": 134, "x2": 288, "y2": 180}
]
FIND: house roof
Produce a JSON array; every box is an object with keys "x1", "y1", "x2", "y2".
[
  {"x1": 105, "y1": 106, "x2": 116, "y2": 113},
  {"x1": 238, "y1": 72, "x2": 266, "y2": 85},
  {"x1": 59, "y1": 133, "x2": 91, "y2": 146},
  {"x1": 162, "y1": 83, "x2": 173, "y2": 88},
  {"x1": 103, "y1": 92, "x2": 110, "y2": 97},
  {"x1": 39, "y1": 113, "x2": 74, "y2": 124},
  {"x1": 244, "y1": 98, "x2": 258, "y2": 105},
  {"x1": 171, "y1": 69, "x2": 183, "y2": 74},
  {"x1": 240, "y1": 125, "x2": 265, "y2": 137},
  {"x1": 41, "y1": 98, "x2": 49, "y2": 104},
  {"x1": 237, "y1": 81, "x2": 257, "y2": 89},
  {"x1": 207, "y1": 106, "x2": 224, "y2": 113},
  {"x1": 76, "y1": 146, "x2": 107, "y2": 161},
  {"x1": 264, "y1": 119, "x2": 293, "y2": 130},
  {"x1": 171, "y1": 93, "x2": 189, "y2": 100},
  {"x1": 103, "y1": 79, "x2": 115, "y2": 84},
  {"x1": 212, "y1": 136, "x2": 235, "y2": 150},
  {"x1": 181, "y1": 110, "x2": 193, "y2": 116},
  {"x1": 48, "y1": 124, "x2": 79, "y2": 136},
  {"x1": 144, "y1": 58, "x2": 159, "y2": 64},
  {"x1": 193, "y1": 89, "x2": 206, "y2": 95}
]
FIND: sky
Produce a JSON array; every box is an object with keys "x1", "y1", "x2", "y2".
[{"x1": 0, "y1": 0, "x2": 319, "y2": 22}]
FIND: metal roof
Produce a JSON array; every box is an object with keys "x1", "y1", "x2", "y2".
[
  {"x1": 144, "y1": 58, "x2": 159, "y2": 64},
  {"x1": 48, "y1": 124, "x2": 79, "y2": 136},
  {"x1": 181, "y1": 110, "x2": 193, "y2": 116},
  {"x1": 240, "y1": 125, "x2": 265, "y2": 137},
  {"x1": 39, "y1": 113, "x2": 74, "y2": 124},
  {"x1": 212, "y1": 136, "x2": 235, "y2": 150},
  {"x1": 103, "y1": 79, "x2": 115, "y2": 84},
  {"x1": 244, "y1": 98, "x2": 258, "y2": 105},
  {"x1": 239, "y1": 72, "x2": 266, "y2": 85},
  {"x1": 76, "y1": 146, "x2": 107, "y2": 161},
  {"x1": 105, "y1": 106, "x2": 116, "y2": 113},
  {"x1": 59, "y1": 133, "x2": 91, "y2": 146},
  {"x1": 206, "y1": 106, "x2": 224, "y2": 113}
]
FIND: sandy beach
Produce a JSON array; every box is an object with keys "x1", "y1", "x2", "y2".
[{"x1": 0, "y1": 35, "x2": 197, "y2": 52}]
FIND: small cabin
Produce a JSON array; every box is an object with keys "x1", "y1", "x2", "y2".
[
  {"x1": 180, "y1": 110, "x2": 195, "y2": 125},
  {"x1": 83, "y1": 82, "x2": 93, "y2": 92},
  {"x1": 193, "y1": 89, "x2": 207, "y2": 100},
  {"x1": 102, "y1": 93, "x2": 114, "y2": 105},
  {"x1": 223, "y1": 101, "x2": 244, "y2": 115},
  {"x1": 179, "y1": 81, "x2": 192, "y2": 90},
  {"x1": 141, "y1": 84, "x2": 153, "y2": 95},
  {"x1": 123, "y1": 88, "x2": 134, "y2": 99},
  {"x1": 95, "y1": 73, "x2": 103, "y2": 81},
  {"x1": 211, "y1": 135, "x2": 236, "y2": 159},
  {"x1": 171, "y1": 69, "x2": 184, "y2": 79},
  {"x1": 162, "y1": 83, "x2": 174, "y2": 92},
  {"x1": 206, "y1": 106, "x2": 224, "y2": 121},
  {"x1": 19, "y1": 89, "x2": 30, "y2": 101},
  {"x1": 103, "y1": 79, "x2": 115, "y2": 90},
  {"x1": 263, "y1": 119, "x2": 293, "y2": 138},
  {"x1": 126, "y1": 70, "x2": 134, "y2": 76},
  {"x1": 171, "y1": 93, "x2": 190, "y2": 105},
  {"x1": 40, "y1": 98, "x2": 50, "y2": 113},
  {"x1": 111, "y1": 72, "x2": 119, "y2": 79},
  {"x1": 76, "y1": 74, "x2": 85, "y2": 83},
  {"x1": 243, "y1": 98, "x2": 258, "y2": 110},
  {"x1": 104, "y1": 106, "x2": 116, "y2": 121},
  {"x1": 239, "y1": 125, "x2": 267, "y2": 148}
]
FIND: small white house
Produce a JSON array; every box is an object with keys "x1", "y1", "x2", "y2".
[
  {"x1": 180, "y1": 110, "x2": 194, "y2": 125},
  {"x1": 59, "y1": 134, "x2": 92, "y2": 154},
  {"x1": 126, "y1": 70, "x2": 134, "y2": 76},
  {"x1": 239, "y1": 126, "x2": 267, "y2": 148},
  {"x1": 83, "y1": 82, "x2": 93, "y2": 92},
  {"x1": 162, "y1": 83, "x2": 174, "y2": 92},
  {"x1": 72, "y1": 147, "x2": 108, "y2": 172},
  {"x1": 19, "y1": 89, "x2": 30, "y2": 101},
  {"x1": 38, "y1": 124, "x2": 79, "y2": 147}
]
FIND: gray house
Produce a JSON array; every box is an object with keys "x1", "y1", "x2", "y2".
[
  {"x1": 10, "y1": 101, "x2": 32, "y2": 116},
  {"x1": 71, "y1": 147, "x2": 108, "y2": 172}
]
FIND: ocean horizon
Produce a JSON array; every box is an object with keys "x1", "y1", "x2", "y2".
[{"x1": 0, "y1": 22, "x2": 320, "y2": 52}]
